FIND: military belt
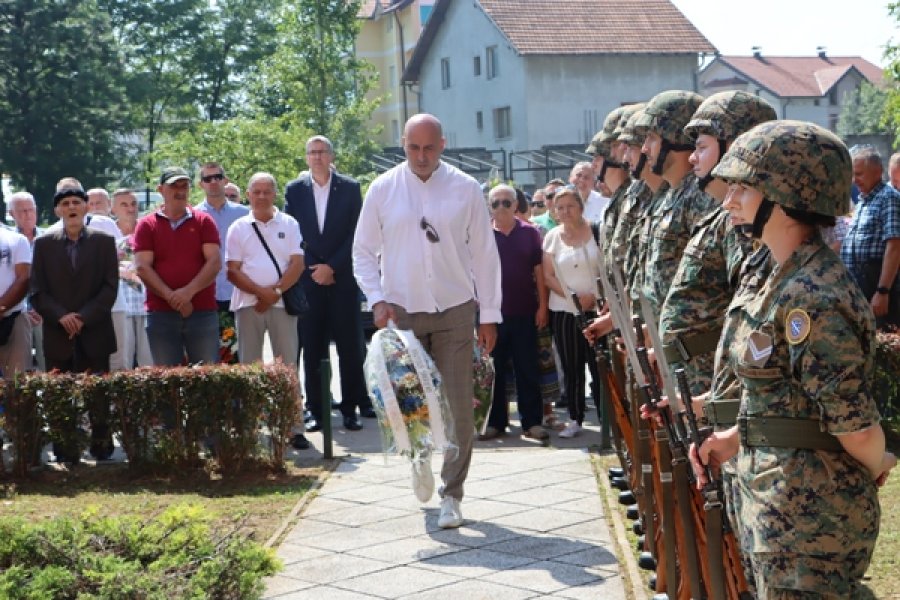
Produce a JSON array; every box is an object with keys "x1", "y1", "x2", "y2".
[
  {"x1": 738, "y1": 416, "x2": 844, "y2": 452},
  {"x1": 662, "y1": 328, "x2": 721, "y2": 363},
  {"x1": 704, "y1": 399, "x2": 739, "y2": 429}
]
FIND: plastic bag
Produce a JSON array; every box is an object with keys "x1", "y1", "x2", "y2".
[{"x1": 364, "y1": 324, "x2": 458, "y2": 462}]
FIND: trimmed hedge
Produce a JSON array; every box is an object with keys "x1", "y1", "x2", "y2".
[
  {"x1": 0, "y1": 504, "x2": 280, "y2": 599},
  {"x1": 876, "y1": 331, "x2": 900, "y2": 422},
  {"x1": 0, "y1": 363, "x2": 300, "y2": 478}
]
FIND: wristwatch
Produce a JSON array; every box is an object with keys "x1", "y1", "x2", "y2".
[
  {"x1": 274, "y1": 287, "x2": 283, "y2": 296},
  {"x1": 876, "y1": 286, "x2": 890, "y2": 295}
]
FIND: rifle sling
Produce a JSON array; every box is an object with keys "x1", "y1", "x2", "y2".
[
  {"x1": 662, "y1": 328, "x2": 721, "y2": 363},
  {"x1": 738, "y1": 416, "x2": 844, "y2": 452},
  {"x1": 704, "y1": 499, "x2": 728, "y2": 600}
]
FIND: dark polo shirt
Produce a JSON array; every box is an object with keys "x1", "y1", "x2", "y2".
[{"x1": 493, "y1": 218, "x2": 542, "y2": 317}]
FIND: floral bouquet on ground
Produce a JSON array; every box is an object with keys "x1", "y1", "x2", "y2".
[
  {"x1": 472, "y1": 343, "x2": 495, "y2": 436},
  {"x1": 364, "y1": 324, "x2": 458, "y2": 469}
]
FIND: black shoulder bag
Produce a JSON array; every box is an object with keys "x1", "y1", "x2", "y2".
[{"x1": 250, "y1": 222, "x2": 309, "y2": 316}]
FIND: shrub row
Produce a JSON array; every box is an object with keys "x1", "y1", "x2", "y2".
[
  {"x1": 0, "y1": 363, "x2": 300, "y2": 478},
  {"x1": 0, "y1": 504, "x2": 280, "y2": 599}
]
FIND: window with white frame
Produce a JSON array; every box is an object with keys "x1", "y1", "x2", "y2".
[
  {"x1": 486, "y1": 46, "x2": 498, "y2": 79},
  {"x1": 474, "y1": 56, "x2": 481, "y2": 76},
  {"x1": 476, "y1": 111, "x2": 483, "y2": 131},
  {"x1": 493, "y1": 106, "x2": 511, "y2": 139},
  {"x1": 441, "y1": 58, "x2": 450, "y2": 89}
]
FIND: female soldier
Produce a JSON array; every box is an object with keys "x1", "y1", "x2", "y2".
[{"x1": 692, "y1": 120, "x2": 896, "y2": 598}]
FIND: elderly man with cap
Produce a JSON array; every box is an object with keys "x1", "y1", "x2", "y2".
[
  {"x1": 31, "y1": 182, "x2": 119, "y2": 463},
  {"x1": 134, "y1": 167, "x2": 221, "y2": 366}
]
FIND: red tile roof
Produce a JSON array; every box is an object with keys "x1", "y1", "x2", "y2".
[
  {"x1": 478, "y1": 0, "x2": 716, "y2": 55},
  {"x1": 710, "y1": 55, "x2": 885, "y2": 98}
]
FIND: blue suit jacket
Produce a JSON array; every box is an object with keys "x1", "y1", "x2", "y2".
[{"x1": 284, "y1": 171, "x2": 363, "y2": 293}]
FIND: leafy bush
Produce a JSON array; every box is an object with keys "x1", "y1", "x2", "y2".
[
  {"x1": 0, "y1": 504, "x2": 280, "y2": 599},
  {"x1": 0, "y1": 363, "x2": 301, "y2": 478},
  {"x1": 875, "y1": 331, "x2": 900, "y2": 424}
]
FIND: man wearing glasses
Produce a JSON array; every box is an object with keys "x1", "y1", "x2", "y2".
[
  {"x1": 285, "y1": 135, "x2": 373, "y2": 440},
  {"x1": 195, "y1": 162, "x2": 249, "y2": 362},
  {"x1": 353, "y1": 113, "x2": 501, "y2": 529}
]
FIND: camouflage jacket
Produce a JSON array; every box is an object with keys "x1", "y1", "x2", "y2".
[
  {"x1": 659, "y1": 206, "x2": 755, "y2": 393},
  {"x1": 720, "y1": 234, "x2": 879, "y2": 590},
  {"x1": 624, "y1": 181, "x2": 667, "y2": 296},
  {"x1": 639, "y1": 173, "x2": 716, "y2": 315},
  {"x1": 600, "y1": 179, "x2": 631, "y2": 266}
]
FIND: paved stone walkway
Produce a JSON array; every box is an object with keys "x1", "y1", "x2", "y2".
[{"x1": 263, "y1": 416, "x2": 628, "y2": 600}]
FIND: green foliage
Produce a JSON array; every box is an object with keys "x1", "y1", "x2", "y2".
[
  {"x1": 882, "y1": 3, "x2": 900, "y2": 146},
  {"x1": 0, "y1": 0, "x2": 129, "y2": 221},
  {"x1": 255, "y1": 0, "x2": 381, "y2": 178},
  {"x1": 0, "y1": 504, "x2": 280, "y2": 599},
  {"x1": 151, "y1": 116, "x2": 308, "y2": 203},
  {"x1": 0, "y1": 363, "x2": 301, "y2": 478},
  {"x1": 875, "y1": 331, "x2": 900, "y2": 424},
  {"x1": 837, "y1": 81, "x2": 889, "y2": 137}
]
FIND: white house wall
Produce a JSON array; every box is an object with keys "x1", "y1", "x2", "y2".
[{"x1": 521, "y1": 54, "x2": 701, "y2": 149}]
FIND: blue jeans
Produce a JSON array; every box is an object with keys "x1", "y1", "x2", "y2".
[{"x1": 146, "y1": 310, "x2": 219, "y2": 366}]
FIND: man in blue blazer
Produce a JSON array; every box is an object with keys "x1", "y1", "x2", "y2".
[{"x1": 285, "y1": 135, "x2": 374, "y2": 444}]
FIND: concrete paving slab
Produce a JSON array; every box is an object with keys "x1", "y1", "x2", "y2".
[
  {"x1": 333, "y1": 564, "x2": 463, "y2": 597},
  {"x1": 415, "y1": 546, "x2": 538, "y2": 577}
]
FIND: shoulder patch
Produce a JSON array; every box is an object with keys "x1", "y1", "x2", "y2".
[{"x1": 785, "y1": 308, "x2": 811, "y2": 345}]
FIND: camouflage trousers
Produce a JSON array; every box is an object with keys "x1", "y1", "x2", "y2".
[{"x1": 748, "y1": 552, "x2": 868, "y2": 599}]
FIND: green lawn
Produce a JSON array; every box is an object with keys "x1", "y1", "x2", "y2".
[{"x1": 0, "y1": 462, "x2": 322, "y2": 547}]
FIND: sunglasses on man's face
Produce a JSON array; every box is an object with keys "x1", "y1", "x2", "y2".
[
  {"x1": 201, "y1": 173, "x2": 225, "y2": 183},
  {"x1": 225, "y1": 194, "x2": 239, "y2": 201},
  {"x1": 531, "y1": 201, "x2": 546, "y2": 208},
  {"x1": 491, "y1": 199, "x2": 513, "y2": 210}
]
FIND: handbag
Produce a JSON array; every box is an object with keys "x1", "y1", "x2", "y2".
[{"x1": 250, "y1": 222, "x2": 309, "y2": 316}]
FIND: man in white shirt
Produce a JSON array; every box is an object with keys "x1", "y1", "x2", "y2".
[
  {"x1": 569, "y1": 161, "x2": 609, "y2": 223},
  {"x1": 0, "y1": 224, "x2": 32, "y2": 375},
  {"x1": 353, "y1": 113, "x2": 502, "y2": 529}
]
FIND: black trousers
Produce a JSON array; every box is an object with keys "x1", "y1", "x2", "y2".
[
  {"x1": 299, "y1": 283, "x2": 370, "y2": 421},
  {"x1": 549, "y1": 310, "x2": 601, "y2": 425},
  {"x1": 850, "y1": 261, "x2": 900, "y2": 329}
]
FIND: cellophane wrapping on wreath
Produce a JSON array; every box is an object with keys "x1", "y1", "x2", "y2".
[
  {"x1": 472, "y1": 343, "x2": 495, "y2": 436},
  {"x1": 364, "y1": 326, "x2": 458, "y2": 462}
]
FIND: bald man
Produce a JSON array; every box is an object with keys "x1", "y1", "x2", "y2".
[{"x1": 353, "y1": 113, "x2": 502, "y2": 528}]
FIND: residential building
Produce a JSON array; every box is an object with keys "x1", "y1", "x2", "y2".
[
  {"x1": 699, "y1": 50, "x2": 885, "y2": 131},
  {"x1": 357, "y1": 0, "x2": 436, "y2": 146},
  {"x1": 401, "y1": 0, "x2": 716, "y2": 182}
]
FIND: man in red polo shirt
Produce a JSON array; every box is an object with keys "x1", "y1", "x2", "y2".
[{"x1": 134, "y1": 167, "x2": 221, "y2": 365}]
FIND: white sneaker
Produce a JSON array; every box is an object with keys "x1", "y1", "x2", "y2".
[
  {"x1": 438, "y1": 496, "x2": 463, "y2": 529},
  {"x1": 559, "y1": 422, "x2": 582, "y2": 438},
  {"x1": 411, "y1": 453, "x2": 434, "y2": 503}
]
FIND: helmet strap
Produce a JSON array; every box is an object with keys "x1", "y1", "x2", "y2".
[
  {"x1": 630, "y1": 153, "x2": 648, "y2": 180},
  {"x1": 751, "y1": 198, "x2": 775, "y2": 239},
  {"x1": 697, "y1": 139, "x2": 728, "y2": 192},
  {"x1": 651, "y1": 140, "x2": 694, "y2": 176}
]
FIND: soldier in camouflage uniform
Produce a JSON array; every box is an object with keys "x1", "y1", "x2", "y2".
[
  {"x1": 587, "y1": 105, "x2": 633, "y2": 266},
  {"x1": 659, "y1": 91, "x2": 777, "y2": 396},
  {"x1": 634, "y1": 90, "x2": 716, "y2": 316},
  {"x1": 694, "y1": 120, "x2": 897, "y2": 598}
]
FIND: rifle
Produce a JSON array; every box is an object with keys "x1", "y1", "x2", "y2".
[
  {"x1": 636, "y1": 295, "x2": 706, "y2": 600},
  {"x1": 593, "y1": 227, "x2": 658, "y2": 570},
  {"x1": 676, "y1": 369, "x2": 752, "y2": 600},
  {"x1": 634, "y1": 314, "x2": 680, "y2": 597}
]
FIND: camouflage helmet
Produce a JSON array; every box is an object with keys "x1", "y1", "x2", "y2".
[
  {"x1": 633, "y1": 90, "x2": 704, "y2": 147},
  {"x1": 611, "y1": 103, "x2": 644, "y2": 142},
  {"x1": 684, "y1": 91, "x2": 778, "y2": 142},
  {"x1": 712, "y1": 120, "x2": 851, "y2": 217},
  {"x1": 586, "y1": 105, "x2": 630, "y2": 155},
  {"x1": 619, "y1": 107, "x2": 649, "y2": 147}
]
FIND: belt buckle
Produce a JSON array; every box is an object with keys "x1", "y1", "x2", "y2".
[{"x1": 674, "y1": 336, "x2": 691, "y2": 362}]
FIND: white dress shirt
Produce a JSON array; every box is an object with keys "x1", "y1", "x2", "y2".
[
  {"x1": 583, "y1": 190, "x2": 610, "y2": 223},
  {"x1": 225, "y1": 209, "x2": 303, "y2": 311},
  {"x1": 353, "y1": 161, "x2": 502, "y2": 324},
  {"x1": 312, "y1": 173, "x2": 331, "y2": 233}
]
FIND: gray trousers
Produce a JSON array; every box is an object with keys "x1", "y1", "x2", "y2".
[
  {"x1": 237, "y1": 305, "x2": 301, "y2": 433},
  {"x1": 0, "y1": 313, "x2": 33, "y2": 375},
  {"x1": 393, "y1": 300, "x2": 476, "y2": 502}
]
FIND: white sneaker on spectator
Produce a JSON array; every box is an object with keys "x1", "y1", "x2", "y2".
[
  {"x1": 559, "y1": 422, "x2": 581, "y2": 438},
  {"x1": 438, "y1": 496, "x2": 463, "y2": 529},
  {"x1": 411, "y1": 453, "x2": 434, "y2": 503}
]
